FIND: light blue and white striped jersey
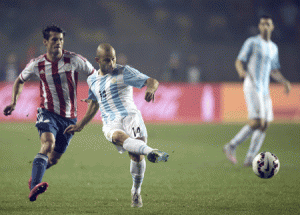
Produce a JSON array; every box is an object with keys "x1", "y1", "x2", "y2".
[
  {"x1": 238, "y1": 35, "x2": 280, "y2": 95},
  {"x1": 87, "y1": 64, "x2": 149, "y2": 124}
]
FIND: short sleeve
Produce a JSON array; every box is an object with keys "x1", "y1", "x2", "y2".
[
  {"x1": 75, "y1": 54, "x2": 95, "y2": 76},
  {"x1": 19, "y1": 59, "x2": 35, "y2": 82},
  {"x1": 271, "y1": 47, "x2": 280, "y2": 70},
  {"x1": 123, "y1": 66, "x2": 149, "y2": 89},
  {"x1": 237, "y1": 38, "x2": 253, "y2": 63},
  {"x1": 88, "y1": 88, "x2": 98, "y2": 102}
]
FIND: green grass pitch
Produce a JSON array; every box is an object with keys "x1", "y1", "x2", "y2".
[{"x1": 0, "y1": 122, "x2": 299, "y2": 215}]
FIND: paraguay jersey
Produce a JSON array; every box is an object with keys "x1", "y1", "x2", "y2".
[
  {"x1": 237, "y1": 35, "x2": 280, "y2": 95},
  {"x1": 87, "y1": 64, "x2": 149, "y2": 124},
  {"x1": 19, "y1": 50, "x2": 95, "y2": 118}
]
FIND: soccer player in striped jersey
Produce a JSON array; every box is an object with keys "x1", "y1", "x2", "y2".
[
  {"x1": 223, "y1": 15, "x2": 291, "y2": 166},
  {"x1": 3, "y1": 25, "x2": 96, "y2": 201},
  {"x1": 64, "y1": 43, "x2": 169, "y2": 208}
]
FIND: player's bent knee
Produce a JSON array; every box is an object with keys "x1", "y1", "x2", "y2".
[
  {"x1": 49, "y1": 158, "x2": 59, "y2": 166},
  {"x1": 249, "y1": 119, "x2": 262, "y2": 130},
  {"x1": 40, "y1": 133, "x2": 55, "y2": 154},
  {"x1": 261, "y1": 122, "x2": 269, "y2": 131},
  {"x1": 40, "y1": 140, "x2": 54, "y2": 154},
  {"x1": 112, "y1": 131, "x2": 129, "y2": 146},
  {"x1": 129, "y1": 152, "x2": 144, "y2": 162}
]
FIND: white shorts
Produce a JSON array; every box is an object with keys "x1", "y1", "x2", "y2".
[
  {"x1": 102, "y1": 111, "x2": 148, "y2": 154},
  {"x1": 244, "y1": 84, "x2": 273, "y2": 122}
]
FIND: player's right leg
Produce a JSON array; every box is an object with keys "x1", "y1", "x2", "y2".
[
  {"x1": 244, "y1": 94, "x2": 274, "y2": 166},
  {"x1": 29, "y1": 108, "x2": 59, "y2": 201},
  {"x1": 28, "y1": 149, "x2": 62, "y2": 190},
  {"x1": 112, "y1": 131, "x2": 168, "y2": 162},
  {"x1": 29, "y1": 132, "x2": 54, "y2": 201},
  {"x1": 47, "y1": 150, "x2": 64, "y2": 169},
  {"x1": 244, "y1": 120, "x2": 269, "y2": 167}
]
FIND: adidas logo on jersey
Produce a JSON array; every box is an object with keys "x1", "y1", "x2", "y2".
[
  {"x1": 64, "y1": 64, "x2": 72, "y2": 71},
  {"x1": 39, "y1": 70, "x2": 45, "y2": 74},
  {"x1": 111, "y1": 78, "x2": 117, "y2": 84}
]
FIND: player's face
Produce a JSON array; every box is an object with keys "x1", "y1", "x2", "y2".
[
  {"x1": 44, "y1": 31, "x2": 64, "y2": 56},
  {"x1": 98, "y1": 50, "x2": 116, "y2": 73},
  {"x1": 258, "y1": 18, "x2": 274, "y2": 36}
]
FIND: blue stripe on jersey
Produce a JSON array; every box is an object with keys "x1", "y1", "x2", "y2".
[
  {"x1": 262, "y1": 44, "x2": 270, "y2": 94},
  {"x1": 89, "y1": 75, "x2": 108, "y2": 123},
  {"x1": 100, "y1": 75, "x2": 115, "y2": 121},
  {"x1": 237, "y1": 38, "x2": 253, "y2": 62},
  {"x1": 88, "y1": 88, "x2": 97, "y2": 101},
  {"x1": 123, "y1": 66, "x2": 149, "y2": 89},
  {"x1": 255, "y1": 44, "x2": 263, "y2": 92},
  {"x1": 111, "y1": 73, "x2": 128, "y2": 117},
  {"x1": 271, "y1": 52, "x2": 280, "y2": 70}
]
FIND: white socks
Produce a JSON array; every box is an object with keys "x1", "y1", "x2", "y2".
[
  {"x1": 130, "y1": 159, "x2": 146, "y2": 195},
  {"x1": 230, "y1": 125, "x2": 254, "y2": 147},
  {"x1": 123, "y1": 138, "x2": 154, "y2": 155},
  {"x1": 246, "y1": 130, "x2": 266, "y2": 159}
]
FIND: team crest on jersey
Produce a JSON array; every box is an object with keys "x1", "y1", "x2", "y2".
[
  {"x1": 64, "y1": 63, "x2": 72, "y2": 71},
  {"x1": 111, "y1": 78, "x2": 117, "y2": 84}
]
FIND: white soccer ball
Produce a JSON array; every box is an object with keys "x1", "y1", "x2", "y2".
[{"x1": 252, "y1": 152, "x2": 280, "y2": 179}]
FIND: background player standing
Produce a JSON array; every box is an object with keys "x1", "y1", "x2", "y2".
[
  {"x1": 223, "y1": 15, "x2": 291, "y2": 166},
  {"x1": 64, "y1": 43, "x2": 169, "y2": 208},
  {"x1": 3, "y1": 25, "x2": 96, "y2": 201}
]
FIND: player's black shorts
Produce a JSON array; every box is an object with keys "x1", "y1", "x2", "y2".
[{"x1": 35, "y1": 108, "x2": 77, "y2": 153}]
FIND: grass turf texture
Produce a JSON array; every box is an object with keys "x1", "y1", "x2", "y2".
[{"x1": 0, "y1": 122, "x2": 299, "y2": 215}]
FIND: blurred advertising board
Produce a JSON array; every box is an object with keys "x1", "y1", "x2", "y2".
[
  {"x1": 0, "y1": 83, "x2": 221, "y2": 123},
  {"x1": 0, "y1": 82, "x2": 298, "y2": 123},
  {"x1": 221, "y1": 83, "x2": 300, "y2": 122}
]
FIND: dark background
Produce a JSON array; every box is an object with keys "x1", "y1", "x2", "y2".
[{"x1": 1, "y1": 0, "x2": 299, "y2": 82}]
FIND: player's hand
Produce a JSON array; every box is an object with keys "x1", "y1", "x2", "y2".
[
  {"x1": 3, "y1": 104, "x2": 16, "y2": 116},
  {"x1": 64, "y1": 124, "x2": 83, "y2": 135},
  {"x1": 145, "y1": 90, "x2": 155, "y2": 102},
  {"x1": 81, "y1": 99, "x2": 92, "y2": 104},
  {"x1": 284, "y1": 81, "x2": 291, "y2": 94}
]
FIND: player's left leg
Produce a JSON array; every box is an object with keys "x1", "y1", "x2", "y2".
[
  {"x1": 45, "y1": 112, "x2": 76, "y2": 169},
  {"x1": 129, "y1": 147, "x2": 145, "y2": 208},
  {"x1": 244, "y1": 95, "x2": 272, "y2": 167},
  {"x1": 244, "y1": 121, "x2": 269, "y2": 167},
  {"x1": 29, "y1": 132, "x2": 54, "y2": 201}
]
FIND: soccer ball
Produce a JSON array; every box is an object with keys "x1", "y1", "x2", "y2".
[{"x1": 252, "y1": 152, "x2": 280, "y2": 179}]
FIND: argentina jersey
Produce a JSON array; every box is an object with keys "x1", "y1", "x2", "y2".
[
  {"x1": 238, "y1": 35, "x2": 280, "y2": 95},
  {"x1": 87, "y1": 64, "x2": 149, "y2": 124}
]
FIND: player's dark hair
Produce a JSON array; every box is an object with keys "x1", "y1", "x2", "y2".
[
  {"x1": 259, "y1": 15, "x2": 272, "y2": 21},
  {"x1": 42, "y1": 24, "x2": 65, "y2": 40}
]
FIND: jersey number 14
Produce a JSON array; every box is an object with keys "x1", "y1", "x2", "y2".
[{"x1": 99, "y1": 90, "x2": 107, "y2": 100}]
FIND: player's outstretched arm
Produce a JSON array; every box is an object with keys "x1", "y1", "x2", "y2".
[
  {"x1": 64, "y1": 99, "x2": 99, "y2": 135},
  {"x1": 235, "y1": 59, "x2": 247, "y2": 80},
  {"x1": 3, "y1": 77, "x2": 25, "y2": 116},
  {"x1": 270, "y1": 69, "x2": 291, "y2": 94},
  {"x1": 144, "y1": 78, "x2": 159, "y2": 102}
]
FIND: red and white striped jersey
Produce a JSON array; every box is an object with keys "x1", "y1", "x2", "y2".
[{"x1": 19, "y1": 50, "x2": 95, "y2": 118}]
